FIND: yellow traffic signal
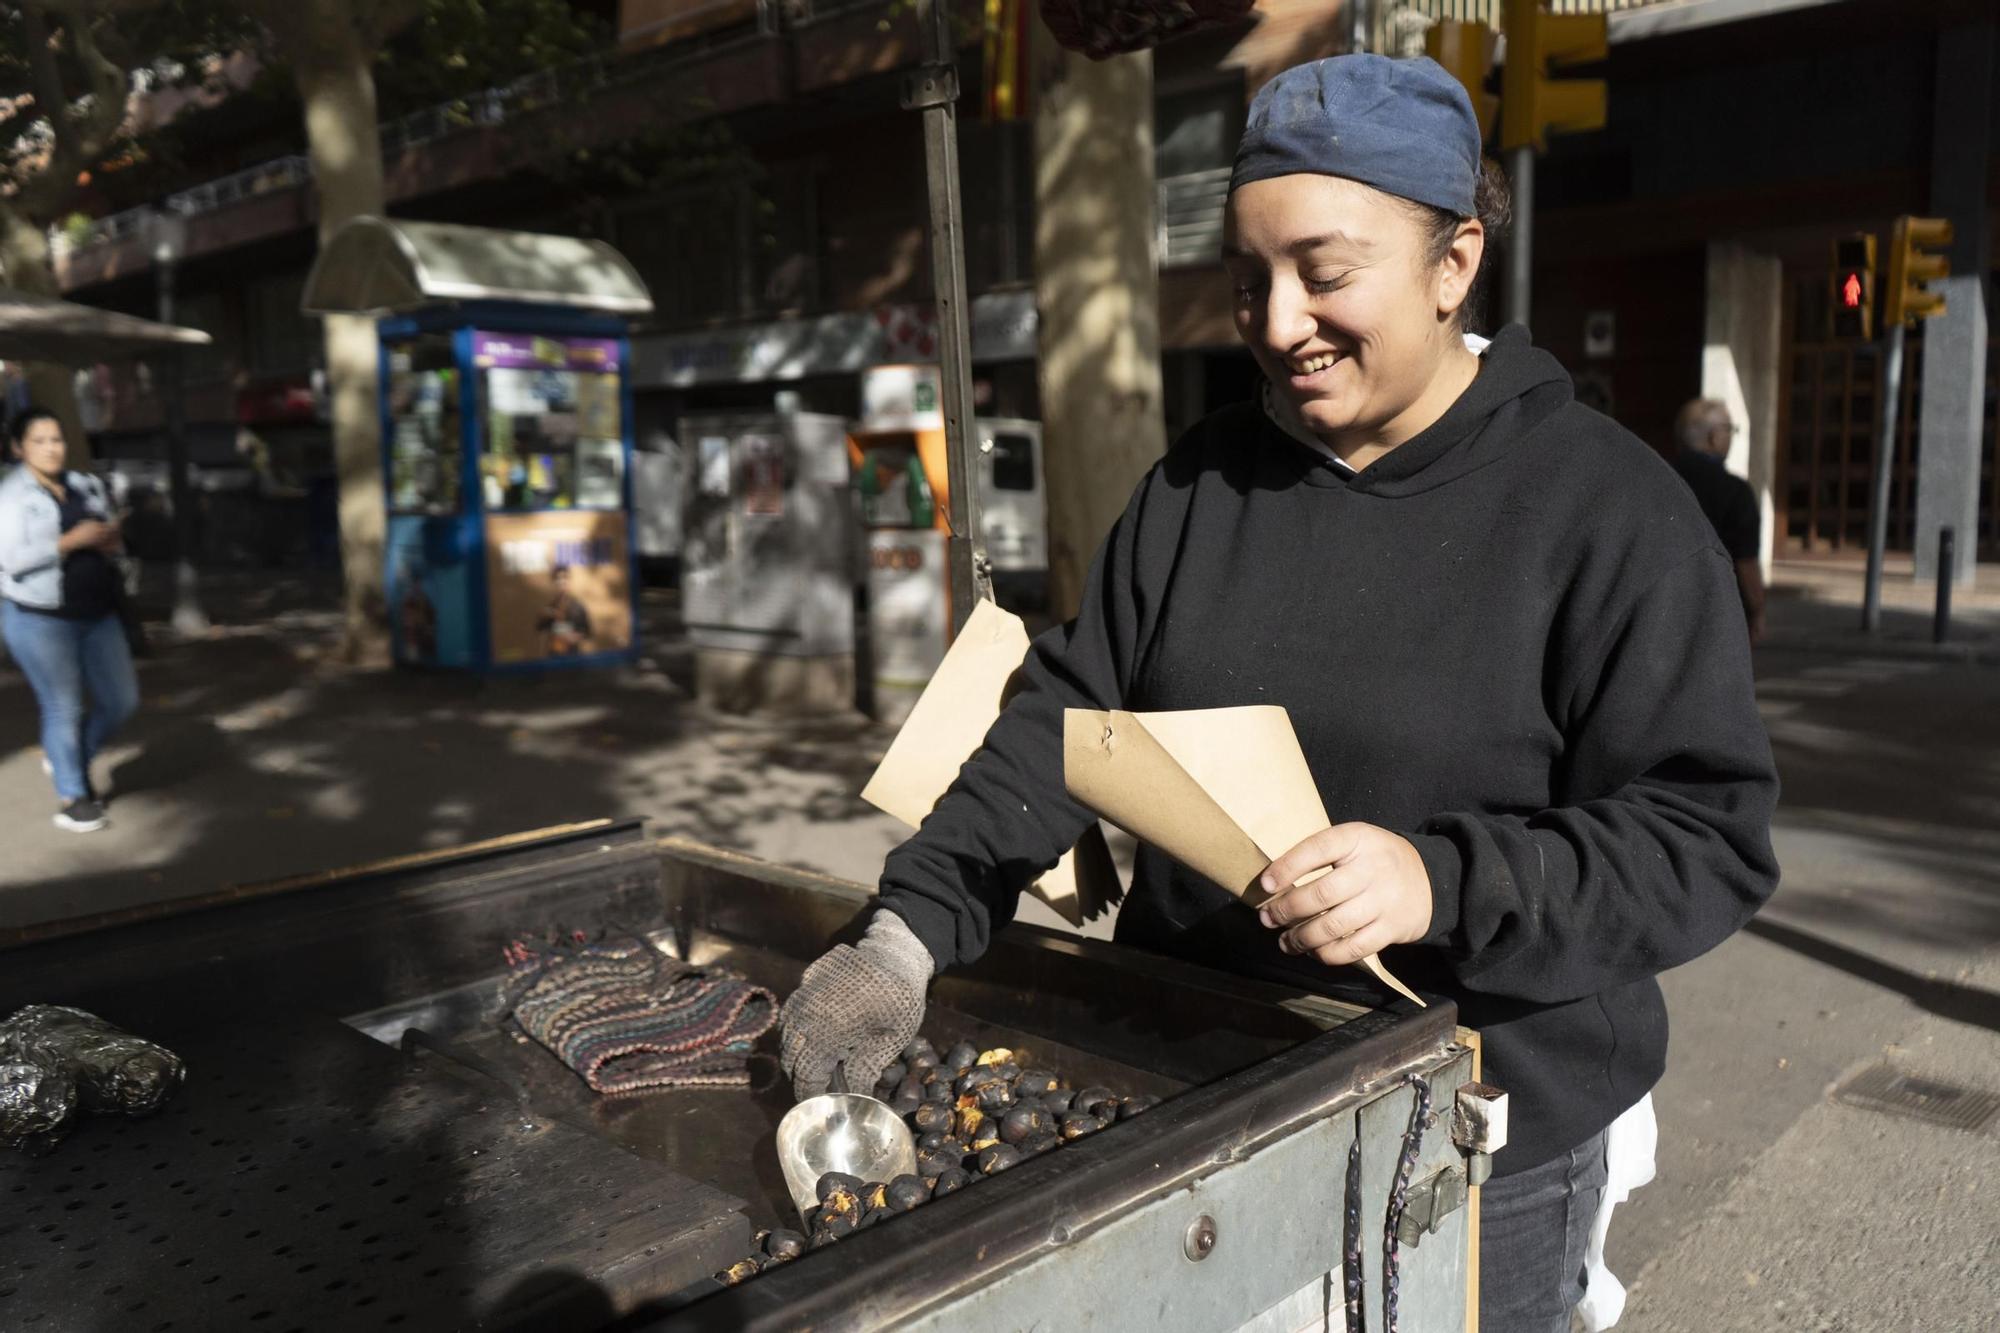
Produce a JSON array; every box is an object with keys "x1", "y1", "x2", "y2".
[
  {"x1": 1501, "y1": 0, "x2": 1607, "y2": 153},
  {"x1": 1884, "y1": 215, "x2": 1952, "y2": 326},
  {"x1": 1426, "y1": 20, "x2": 1500, "y2": 146},
  {"x1": 1829, "y1": 234, "x2": 1875, "y2": 342}
]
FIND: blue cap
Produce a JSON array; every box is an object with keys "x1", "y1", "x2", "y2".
[{"x1": 1230, "y1": 54, "x2": 1481, "y2": 216}]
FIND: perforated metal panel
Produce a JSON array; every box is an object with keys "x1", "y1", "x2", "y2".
[{"x1": 0, "y1": 1013, "x2": 747, "y2": 1331}]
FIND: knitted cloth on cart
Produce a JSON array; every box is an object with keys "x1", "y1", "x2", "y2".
[{"x1": 502, "y1": 934, "x2": 777, "y2": 1096}]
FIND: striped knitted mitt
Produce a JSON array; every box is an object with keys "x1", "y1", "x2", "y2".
[{"x1": 502, "y1": 933, "x2": 778, "y2": 1096}]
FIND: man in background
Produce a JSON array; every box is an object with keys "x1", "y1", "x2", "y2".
[{"x1": 1674, "y1": 398, "x2": 1766, "y2": 643}]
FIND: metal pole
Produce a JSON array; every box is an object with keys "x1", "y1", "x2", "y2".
[
  {"x1": 1934, "y1": 526, "x2": 1955, "y2": 644},
  {"x1": 1861, "y1": 321, "x2": 1905, "y2": 634},
  {"x1": 1504, "y1": 146, "x2": 1534, "y2": 329},
  {"x1": 156, "y1": 244, "x2": 208, "y2": 637},
  {"x1": 906, "y1": 0, "x2": 991, "y2": 638}
]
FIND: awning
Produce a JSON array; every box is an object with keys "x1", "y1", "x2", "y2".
[
  {"x1": 301, "y1": 217, "x2": 653, "y2": 317},
  {"x1": 0, "y1": 290, "x2": 213, "y2": 364}
]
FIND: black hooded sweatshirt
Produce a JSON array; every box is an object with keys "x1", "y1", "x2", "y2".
[{"x1": 875, "y1": 326, "x2": 1780, "y2": 1175}]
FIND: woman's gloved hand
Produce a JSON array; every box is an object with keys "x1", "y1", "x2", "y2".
[{"x1": 778, "y1": 911, "x2": 933, "y2": 1102}]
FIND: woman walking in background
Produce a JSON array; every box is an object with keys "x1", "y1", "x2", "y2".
[{"x1": 0, "y1": 407, "x2": 139, "y2": 832}]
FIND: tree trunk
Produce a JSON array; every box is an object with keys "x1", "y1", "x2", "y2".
[
  {"x1": 1029, "y1": 28, "x2": 1167, "y2": 620},
  {"x1": 0, "y1": 206, "x2": 95, "y2": 469},
  {"x1": 292, "y1": 31, "x2": 391, "y2": 664}
]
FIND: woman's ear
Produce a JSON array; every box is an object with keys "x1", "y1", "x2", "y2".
[{"x1": 1437, "y1": 219, "x2": 1485, "y2": 320}]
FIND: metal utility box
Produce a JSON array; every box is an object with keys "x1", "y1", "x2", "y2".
[
  {"x1": 680, "y1": 412, "x2": 857, "y2": 713},
  {"x1": 0, "y1": 826, "x2": 1486, "y2": 1333}
]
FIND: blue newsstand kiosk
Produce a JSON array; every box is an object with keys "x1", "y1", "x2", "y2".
[{"x1": 303, "y1": 218, "x2": 654, "y2": 671}]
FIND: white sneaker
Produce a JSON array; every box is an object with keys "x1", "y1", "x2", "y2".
[{"x1": 54, "y1": 798, "x2": 109, "y2": 833}]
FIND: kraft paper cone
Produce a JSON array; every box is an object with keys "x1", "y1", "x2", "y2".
[
  {"x1": 862, "y1": 598, "x2": 1121, "y2": 926},
  {"x1": 1064, "y1": 708, "x2": 1423, "y2": 1007}
]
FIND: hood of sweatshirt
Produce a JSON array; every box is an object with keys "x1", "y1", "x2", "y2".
[{"x1": 1274, "y1": 323, "x2": 1574, "y2": 497}]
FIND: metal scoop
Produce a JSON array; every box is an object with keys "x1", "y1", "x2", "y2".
[{"x1": 774, "y1": 1062, "x2": 918, "y2": 1223}]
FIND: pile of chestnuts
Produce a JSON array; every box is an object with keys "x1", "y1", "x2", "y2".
[{"x1": 714, "y1": 1037, "x2": 1159, "y2": 1285}]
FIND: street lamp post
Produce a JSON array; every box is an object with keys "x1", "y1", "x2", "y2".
[{"x1": 151, "y1": 210, "x2": 208, "y2": 636}]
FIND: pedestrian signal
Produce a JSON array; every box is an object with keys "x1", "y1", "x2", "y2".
[
  {"x1": 1426, "y1": 20, "x2": 1500, "y2": 146},
  {"x1": 1828, "y1": 233, "x2": 1875, "y2": 342},
  {"x1": 1500, "y1": 0, "x2": 1607, "y2": 152},
  {"x1": 1885, "y1": 215, "x2": 1952, "y2": 327}
]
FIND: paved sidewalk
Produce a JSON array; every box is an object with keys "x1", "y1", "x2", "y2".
[{"x1": 3, "y1": 567, "x2": 1996, "y2": 1332}]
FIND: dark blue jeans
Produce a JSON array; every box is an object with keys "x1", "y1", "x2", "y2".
[
  {"x1": 1479, "y1": 1129, "x2": 1609, "y2": 1333},
  {"x1": 2, "y1": 599, "x2": 140, "y2": 802}
]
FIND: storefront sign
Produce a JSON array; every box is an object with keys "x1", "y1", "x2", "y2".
[
  {"x1": 630, "y1": 293, "x2": 1038, "y2": 388},
  {"x1": 472, "y1": 332, "x2": 622, "y2": 374}
]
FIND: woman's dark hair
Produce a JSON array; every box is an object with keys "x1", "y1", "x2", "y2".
[
  {"x1": 6, "y1": 405, "x2": 62, "y2": 455},
  {"x1": 1410, "y1": 159, "x2": 1514, "y2": 336}
]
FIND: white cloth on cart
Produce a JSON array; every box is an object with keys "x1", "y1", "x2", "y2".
[{"x1": 1576, "y1": 1092, "x2": 1658, "y2": 1331}]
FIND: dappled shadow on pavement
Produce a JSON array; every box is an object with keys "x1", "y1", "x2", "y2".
[
  {"x1": 0, "y1": 576, "x2": 906, "y2": 932},
  {"x1": 1743, "y1": 917, "x2": 2000, "y2": 1034}
]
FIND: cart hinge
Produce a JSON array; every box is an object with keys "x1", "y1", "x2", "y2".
[
  {"x1": 902, "y1": 64, "x2": 961, "y2": 110},
  {"x1": 1395, "y1": 1163, "x2": 1470, "y2": 1247}
]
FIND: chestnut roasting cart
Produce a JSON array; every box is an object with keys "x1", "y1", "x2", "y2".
[{"x1": 0, "y1": 822, "x2": 1496, "y2": 1331}]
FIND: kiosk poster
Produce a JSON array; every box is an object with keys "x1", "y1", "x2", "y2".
[
  {"x1": 484, "y1": 512, "x2": 633, "y2": 663},
  {"x1": 473, "y1": 333, "x2": 624, "y2": 512},
  {"x1": 386, "y1": 516, "x2": 476, "y2": 668}
]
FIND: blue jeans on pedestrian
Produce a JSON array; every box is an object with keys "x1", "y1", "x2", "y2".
[
  {"x1": 2, "y1": 599, "x2": 140, "y2": 802},
  {"x1": 1479, "y1": 1129, "x2": 1609, "y2": 1332}
]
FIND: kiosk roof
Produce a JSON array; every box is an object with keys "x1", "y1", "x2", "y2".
[{"x1": 302, "y1": 217, "x2": 653, "y2": 317}]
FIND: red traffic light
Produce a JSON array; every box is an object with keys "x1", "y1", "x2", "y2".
[{"x1": 1841, "y1": 273, "x2": 1863, "y2": 308}]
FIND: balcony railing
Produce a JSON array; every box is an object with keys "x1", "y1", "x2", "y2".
[{"x1": 1374, "y1": 0, "x2": 1688, "y2": 54}]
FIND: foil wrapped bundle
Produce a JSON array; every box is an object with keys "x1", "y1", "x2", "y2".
[
  {"x1": 0, "y1": 1006, "x2": 184, "y2": 1154},
  {"x1": 0, "y1": 1060, "x2": 79, "y2": 1156}
]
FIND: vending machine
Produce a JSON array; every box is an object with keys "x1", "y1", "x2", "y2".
[
  {"x1": 679, "y1": 411, "x2": 857, "y2": 713},
  {"x1": 851, "y1": 365, "x2": 1048, "y2": 722}
]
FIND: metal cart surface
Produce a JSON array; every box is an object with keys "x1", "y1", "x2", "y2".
[{"x1": 0, "y1": 824, "x2": 1484, "y2": 1331}]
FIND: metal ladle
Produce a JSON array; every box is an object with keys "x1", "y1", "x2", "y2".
[{"x1": 774, "y1": 1062, "x2": 918, "y2": 1223}]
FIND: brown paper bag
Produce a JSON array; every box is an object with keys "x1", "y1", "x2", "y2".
[
  {"x1": 1064, "y1": 707, "x2": 1423, "y2": 1006},
  {"x1": 861, "y1": 599, "x2": 1121, "y2": 926}
]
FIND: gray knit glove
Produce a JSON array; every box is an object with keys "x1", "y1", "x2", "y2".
[{"x1": 779, "y1": 911, "x2": 933, "y2": 1103}]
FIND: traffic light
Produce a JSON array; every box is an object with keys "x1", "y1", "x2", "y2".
[
  {"x1": 1829, "y1": 234, "x2": 1875, "y2": 342},
  {"x1": 1500, "y1": 0, "x2": 1607, "y2": 153},
  {"x1": 1426, "y1": 20, "x2": 1500, "y2": 146},
  {"x1": 1884, "y1": 215, "x2": 1952, "y2": 326}
]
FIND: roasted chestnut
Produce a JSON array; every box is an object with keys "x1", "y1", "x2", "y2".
[
  {"x1": 1074, "y1": 1086, "x2": 1118, "y2": 1119},
  {"x1": 1013, "y1": 1069, "x2": 1060, "y2": 1098},
  {"x1": 858, "y1": 1206, "x2": 892, "y2": 1229},
  {"x1": 976, "y1": 1080, "x2": 1016, "y2": 1114},
  {"x1": 932, "y1": 1166, "x2": 971, "y2": 1197},
  {"x1": 887, "y1": 1174, "x2": 930, "y2": 1212},
  {"x1": 917, "y1": 1129, "x2": 950, "y2": 1151},
  {"x1": 817, "y1": 1172, "x2": 864, "y2": 1203},
  {"x1": 889, "y1": 1091, "x2": 923, "y2": 1118},
  {"x1": 764, "y1": 1228, "x2": 807, "y2": 1261},
  {"x1": 1059, "y1": 1113, "x2": 1099, "y2": 1142},
  {"x1": 999, "y1": 1106, "x2": 1053, "y2": 1145},
  {"x1": 895, "y1": 1074, "x2": 926, "y2": 1103},
  {"x1": 917, "y1": 1147, "x2": 961, "y2": 1179},
  {"x1": 912, "y1": 1101, "x2": 955, "y2": 1135},
  {"x1": 820, "y1": 1186, "x2": 862, "y2": 1221},
  {"x1": 922, "y1": 1077, "x2": 953, "y2": 1103},
  {"x1": 1118, "y1": 1094, "x2": 1161, "y2": 1120},
  {"x1": 903, "y1": 1038, "x2": 938, "y2": 1065},
  {"x1": 1024, "y1": 1132, "x2": 1060, "y2": 1155},
  {"x1": 943, "y1": 1041, "x2": 980, "y2": 1074},
  {"x1": 953, "y1": 1107, "x2": 987, "y2": 1144},
  {"x1": 719, "y1": 1258, "x2": 762, "y2": 1284},
  {"x1": 879, "y1": 1060, "x2": 908, "y2": 1089},
  {"x1": 1042, "y1": 1089, "x2": 1076, "y2": 1115},
  {"x1": 975, "y1": 1047, "x2": 1015, "y2": 1068},
  {"x1": 976, "y1": 1142, "x2": 1023, "y2": 1175}
]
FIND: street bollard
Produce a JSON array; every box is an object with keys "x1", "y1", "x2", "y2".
[{"x1": 1935, "y1": 527, "x2": 1955, "y2": 644}]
